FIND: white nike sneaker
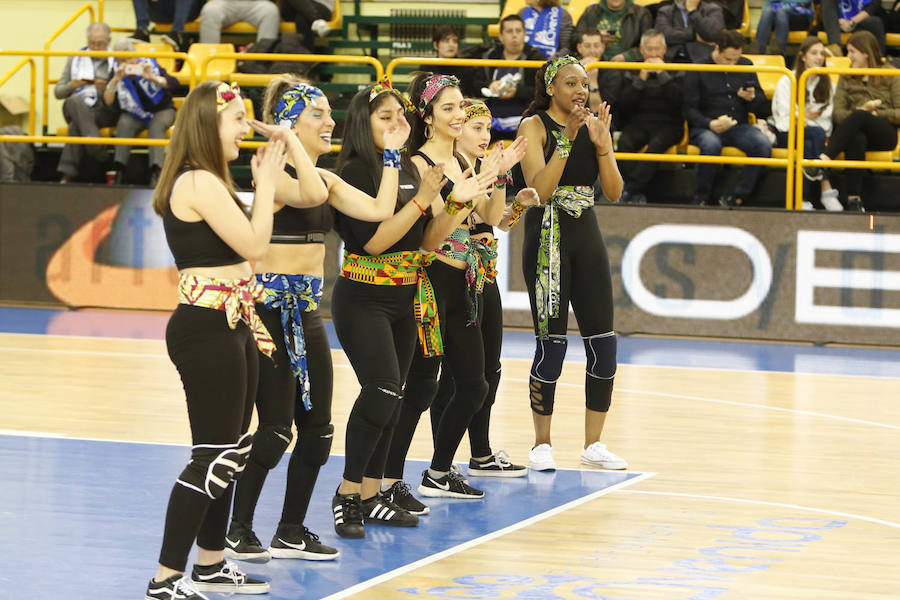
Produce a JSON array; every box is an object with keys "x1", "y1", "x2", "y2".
[
  {"x1": 528, "y1": 443, "x2": 557, "y2": 471},
  {"x1": 581, "y1": 442, "x2": 627, "y2": 470},
  {"x1": 268, "y1": 524, "x2": 339, "y2": 560}
]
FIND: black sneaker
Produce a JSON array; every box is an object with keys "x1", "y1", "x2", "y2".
[
  {"x1": 224, "y1": 521, "x2": 270, "y2": 563},
  {"x1": 468, "y1": 450, "x2": 527, "y2": 478},
  {"x1": 133, "y1": 29, "x2": 151, "y2": 42},
  {"x1": 418, "y1": 469, "x2": 484, "y2": 499},
  {"x1": 848, "y1": 198, "x2": 866, "y2": 213},
  {"x1": 332, "y1": 490, "x2": 365, "y2": 538},
  {"x1": 146, "y1": 574, "x2": 208, "y2": 600},
  {"x1": 269, "y1": 523, "x2": 340, "y2": 560},
  {"x1": 361, "y1": 493, "x2": 419, "y2": 527},
  {"x1": 385, "y1": 480, "x2": 430, "y2": 515},
  {"x1": 162, "y1": 31, "x2": 186, "y2": 53},
  {"x1": 190, "y1": 561, "x2": 269, "y2": 595}
]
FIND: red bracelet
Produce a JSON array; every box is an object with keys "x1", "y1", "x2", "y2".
[{"x1": 412, "y1": 198, "x2": 427, "y2": 216}]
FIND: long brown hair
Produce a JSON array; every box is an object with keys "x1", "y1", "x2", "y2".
[
  {"x1": 795, "y1": 37, "x2": 832, "y2": 104},
  {"x1": 152, "y1": 81, "x2": 238, "y2": 215},
  {"x1": 846, "y1": 30, "x2": 889, "y2": 83}
]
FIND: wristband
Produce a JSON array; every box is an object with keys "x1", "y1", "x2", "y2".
[
  {"x1": 494, "y1": 170, "x2": 513, "y2": 189},
  {"x1": 412, "y1": 197, "x2": 428, "y2": 216},
  {"x1": 383, "y1": 148, "x2": 401, "y2": 169},
  {"x1": 552, "y1": 130, "x2": 573, "y2": 159},
  {"x1": 443, "y1": 192, "x2": 474, "y2": 215},
  {"x1": 507, "y1": 198, "x2": 527, "y2": 227}
]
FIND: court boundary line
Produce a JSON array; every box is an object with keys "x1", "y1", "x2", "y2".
[
  {"x1": 617, "y1": 489, "x2": 900, "y2": 530},
  {"x1": 319, "y1": 472, "x2": 657, "y2": 600}
]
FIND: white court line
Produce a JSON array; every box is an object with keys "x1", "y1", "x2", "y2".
[
  {"x1": 320, "y1": 472, "x2": 657, "y2": 600},
  {"x1": 0, "y1": 347, "x2": 168, "y2": 359},
  {"x1": 617, "y1": 489, "x2": 900, "y2": 530},
  {"x1": 0, "y1": 429, "x2": 64, "y2": 438}
]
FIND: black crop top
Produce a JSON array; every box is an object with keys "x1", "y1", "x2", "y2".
[
  {"x1": 271, "y1": 164, "x2": 333, "y2": 244},
  {"x1": 163, "y1": 172, "x2": 245, "y2": 270},
  {"x1": 413, "y1": 150, "x2": 469, "y2": 202},
  {"x1": 333, "y1": 156, "x2": 430, "y2": 255},
  {"x1": 538, "y1": 111, "x2": 600, "y2": 187}
]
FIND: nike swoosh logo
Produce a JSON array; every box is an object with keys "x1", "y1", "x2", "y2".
[
  {"x1": 427, "y1": 477, "x2": 450, "y2": 491},
  {"x1": 277, "y1": 538, "x2": 306, "y2": 551},
  {"x1": 225, "y1": 537, "x2": 240, "y2": 549}
]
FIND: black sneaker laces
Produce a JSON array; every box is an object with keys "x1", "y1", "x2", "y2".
[
  {"x1": 341, "y1": 495, "x2": 363, "y2": 523},
  {"x1": 301, "y1": 526, "x2": 320, "y2": 542},
  {"x1": 392, "y1": 481, "x2": 413, "y2": 498}
]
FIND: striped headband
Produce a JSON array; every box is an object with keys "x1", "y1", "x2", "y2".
[
  {"x1": 216, "y1": 82, "x2": 241, "y2": 112},
  {"x1": 273, "y1": 83, "x2": 326, "y2": 127},
  {"x1": 369, "y1": 76, "x2": 415, "y2": 113},
  {"x1": 418, "y1": 74, "x2": 460, "y2": 117},
  {"x1": 463, "y1": 99, "x2": 491, "y2": 122},
  {"x1": 544, "y1": 55, "x2": 582, "y2": 87}
]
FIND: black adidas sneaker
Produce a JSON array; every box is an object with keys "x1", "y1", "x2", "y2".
[
  {"x1": 190, "y1": 560, "x2": 269, "y2": 594},
  {"x1": 418, "y1": 469, "x2": 484, "y2": 499},
  {"x1": 224, "y1": 521, "x2": 270, "y2": 563},
  {"x1": 269, "y1": 523, "x2": 340, "y2": 560},
  {"x1": 468, "y1": 450, "x2": 528, "y2": 478},
  {"x1": 385, "y1": 480, "x2": 430, "y2": 515},
  {"x1": 146, "y1": 574, "x2": 208, "y2": 600},
  {"x1": 360, "y1": 493, "x2": 419, "y2": 527},
  {"x1": 332, "y1": 489, "x2": 365, "y2": 538}
]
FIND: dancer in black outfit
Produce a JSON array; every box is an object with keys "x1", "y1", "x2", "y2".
[
  {"x1": 224, "y1": 76, "x2": 411, "y2": 562},
  {"x1": 330, "y1": 82, "x2": 496, "y2": 538},
  {"x1": 145, "y1": 81, "x2": 285, "y2": 600},
  {"x1": 517, "y1": 57, "x2": 628, "y2": 473}
]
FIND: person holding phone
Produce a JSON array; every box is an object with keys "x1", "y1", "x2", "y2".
[{"x1": 573, "y1": 0, "x2": 652, "y2": 62}]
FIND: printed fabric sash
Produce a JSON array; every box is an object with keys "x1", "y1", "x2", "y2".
[
  {"x1": 116, "y1": 58, "x2": 165, "y2": 124},
  {"x1": 70, "y1": 49, "x2": 114, "y2": 108},
  {"x1": 535, "y1": 185, "x2": 594, "y2": 339},
  {"x1": 475, "y1": 237, "x2": 499, "y2": 285},
  {"x1": 341, "y1": 249, "x2": 443, "y2": 357},
  {"x1": 178, "y1": 273, "x2": 276, "y2": 357},
  {"x1": 257, "y1": 273, "x2": 323, "y2": 412},
  {"x1": 522, "y1": 6, "x2": 562, "y2": 59},
  {"x1": 436, "y1": 227, "x2": 498, "y2": 326}
]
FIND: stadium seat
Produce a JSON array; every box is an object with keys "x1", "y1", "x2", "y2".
[
  {"x1": 824, "y1": 55, "x2": 849, "y2": 86},
  {"x1": 488, "y1": 0, "x2": 526, "y2": 38},
  {"x1": 173, "y1": 43, "x2": 235, "y2": 85},
  {"x1": 134, "y1": 42, "x2": 176, "y2": 73},
  {"x1": 153, "y1": 0, "x2": 342, "y2": 37},
  {"x1": 568, "y1": 0, "x2": 595, "y2": 27},
  {"x1": 744, "y1": 53, "x2": 786, "y2": 99}
]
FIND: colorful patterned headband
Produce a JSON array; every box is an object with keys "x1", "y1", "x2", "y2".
[
  {"x1": 544, "y1": 55, "x2": 582, "y2": 87},
  {"x1": 418, "y1": 74, "x2": 460, "y2": 117},
  {"x1": 369, "y1": 76, "x2": 415, "y2": 113},
  {"x1": 463, "y1": 99, "x2": 491, "y2": 122},
  {"x1": 273, "y1": 83, "x2": 326, "y2": 127},
  {"x1": 216, "y1": 82, "x2": 241, "y2": 112}
]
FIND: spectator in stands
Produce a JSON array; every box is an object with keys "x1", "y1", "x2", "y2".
[
  {"x1": 820, "y1": 31, "x2": 900, "y2": 212},
  {"x1": 519, "y1": 0, "x2": 575, "y2": 58},
  {"x1": 771, "y1": 37, "x2": 841, "y2": 210},
  {"x1": 574, "y1": 0, "x2": 652, "y2": 62},
  {"x1": 281, "y1": 0, "x2": 334, "y2": 47},
  {"x1": 655, "y1": 0, "x2": 723, "y2": 63},
  {"x1": 55, "y1": 22, "x2": 119, "y2": 184},
  {"x1": 470, "y1": 15, "x2": 546, "y2": 141},
  {"x1": 574, "y1": 30, "x2": 622, "y2": 117},
  {"x1": 131, "y1": 0, "x2": 203, "y2": 51},
  {"x1": 617, "y1": 30, "x2": 684, "y2": 204},
  {"x1": 199, "y1": 0, "x2": 281, "y2": 44},
  {"x1": 754, "y1": 0, "x2": 814, "y2": 56},
  {"x1": 819, "y1": 0, "x2": 886, "y2": 55},
  {"x1": 885, "y1": 0, "x2": 900, "y2": 35},
  {"x1": 430, "y1": 25, "x2": 468, "y2": 81},
  {"x1": 683, "y1": 30, "x2": 771, "y2": 206},
  {"x1": 104, "y1": 38, "x2": 178, "y2": 186}
]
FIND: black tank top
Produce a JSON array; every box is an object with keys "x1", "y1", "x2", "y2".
[
  {"x1": 470, "y1": 158, "x2": 494, "y2": 236},
  {"x1": 413, "y1": 150, "x2": 468, "y2": 202},
  {"x1": 538, "y1": 111, "x2": 599, "y2": 187},
  {"x1": 271, "y1": 164, "x2": 333, "y2": 244},
  {"x1": 163, "y1": 172, "x2": 245, "y2": 270}
]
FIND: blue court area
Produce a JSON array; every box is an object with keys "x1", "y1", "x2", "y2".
[
  {"x1": 0, "y1": 434, "x2": 639, "y2": 600},
  {"x1": 2, "y1": 305, "x2": 900, "y2": 377}
]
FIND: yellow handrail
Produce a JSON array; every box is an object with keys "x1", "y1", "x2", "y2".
[
  {"x1": 42, "y1": 3, "x2": 97, "y2": 133},
  {"x1": 98, "y1": 0, "x2": 104, "y2": 23},
  {"x1": 385, "y1": 57, "x2": 544, "y2": 80},
  {"x1": 796, "y1": 66, "x2": 900, "y2": 209},
  {"x1": 198, "y1": 52, "x2": 384, "y2": 82},
  {"x1": 0, "y1": 58, "x2": 36, "y2": 135}
]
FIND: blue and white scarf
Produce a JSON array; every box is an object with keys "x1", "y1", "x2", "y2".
[
  {"x1": 115, "y1": 58, "x2": 165, "y2": 124},
  {"x1": 522, "y1": 6, "x2": 562, "y2": 59},
  {"x1": 70, "y1": 48, "x2": 114, "y2": 108}
]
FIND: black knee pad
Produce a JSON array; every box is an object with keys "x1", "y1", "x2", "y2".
[
  {"x1": 403, "y1": 375, "x2": 439, "y2": 414},
  {"x1": 356, "y1": 384, "x2": 403, "y2": 430},
  {"x1": 529, "y1": 377, "x2": 557, "y2": 416},
  {"x1": 586, "y1": 375, "x2": 613, "y2": 412},
  {"x1": 250, "y1": 423, "x2": 293, "y2": 470},
  {"x1": 296, "y1": 423, "x2": 334, "y2": 467},
  {"x1": 455, "y1": 377, "x2": 489, "y2": 414},
  {"x1": 530, "y1": 335, "x2": 568, "y2": 383},
  {"x1": 177, "y1": 432, "x2": 252, "y2": 500},
  {"x1": 583, "y1": 332, "x2": 617, "y2": 380}
]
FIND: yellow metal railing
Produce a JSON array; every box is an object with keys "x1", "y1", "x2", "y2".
[
  {"x1": 385, "y1": 56, "x2": 544, "y2": 80},
  {"x1": 199, "y1": 52, "x2": 384, "y2": 84},
  {"x1": 796, "y1": 66, "x2": 900, "y2": 209},
  {"x1": 42, "y1": 3, "x2": 97, "y2": 133},
  {"x1": 0, "y1": 58, "x2": 37, "y2": 135}
]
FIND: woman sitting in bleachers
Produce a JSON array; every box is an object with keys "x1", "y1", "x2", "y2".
[{"x1": 519, "y1": 0, "x2": 575, "y2": 58}]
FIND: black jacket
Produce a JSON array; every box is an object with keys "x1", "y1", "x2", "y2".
[
  {"x1": 683, "y1": 55, "x2": 769, "y2": 130},
  {"x1": 619, "y1": 66, "x2": 684, "y2": 126}
]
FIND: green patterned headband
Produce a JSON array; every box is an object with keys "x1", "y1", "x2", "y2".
[{"x1": 544, "y1": 55, "x2": 582, "y2": 87}]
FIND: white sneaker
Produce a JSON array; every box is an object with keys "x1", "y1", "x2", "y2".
[
  {"x1": 528, "y1": 443, "x2": 557, "y2": 471},
  {"x1": 581, "y1": 442, "x2": 627, "y2": 470},
  {"x1": 311, "y1": 19, "x2": 331, "y2": 37},
  {"x1": 821, "y1": 189, "x2": 843, "y2": 211},
  {"x1": 801, "y1": 201, "x2": 814, "y2": 211}
]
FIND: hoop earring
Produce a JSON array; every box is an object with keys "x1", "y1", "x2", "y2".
[{"x1": 425, "y1": 123, "x2": 434, "y2": 140}]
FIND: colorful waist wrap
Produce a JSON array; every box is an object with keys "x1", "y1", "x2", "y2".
[
  {"x1": 434, "y1": 227, "x2": 498, "y2": 326},
  {"x1": 475, "y1": 237, "x2": 499, "y2": 285},
  {"x1": 341, "y1": 249, "x2": 443, "y2": 357},
  {"x1": 536, "y1": 185, "x2": 594, "y2": 339},
  {"x1": 178, "y1": 273, "x2": 276, "y2": 357},
  {"x1": 257, "y1": 273, "x2": 323, "y2": 412}
]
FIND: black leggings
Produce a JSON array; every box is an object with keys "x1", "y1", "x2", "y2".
[
  {"x1": 430, "y1": 280, "x2": 503, "y2": 459},
  {"x1": 158, "y1": 304, "x2": 258, "y2": 571},
  {"x1": 332, "y1": 277, "x2": 418, "y2": 484},
  {"x1": 231, "y1": 303, "x2": 333, "y2": 528},
  {"x1": 825, "y1": 110, "x2": 897, "y2": 198},
  {"x1": 522, "y1": 207, "x2": 616, "y2": 413},
  {"x1": 385, "y1": 260, "x2": 488, "y2": 478}
]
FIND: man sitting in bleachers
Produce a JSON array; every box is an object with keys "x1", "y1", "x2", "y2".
[
  {"x1": 573, "y1": 30, "x2": 622, "y2": 121},
  {"x1": 684, "y1": 29, "x2": 771, "y2": 207},
  {"x1": 616, "y1": 30, "x2": 684, "y2": 204},
  {"x1": 199, "y1": 0, "x2": 280, "y2": 44},
  {"x1": 655, "y1": 0, "x2": 723, "y2": 63},
  {"x1": 281, "y1": 0, "x2": 334, "y2": 48}
]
